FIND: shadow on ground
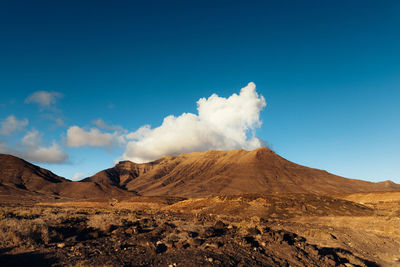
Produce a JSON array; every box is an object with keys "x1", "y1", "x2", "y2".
[{"x1": 0, "y1": 251, "x2": 56, "y2": 267}]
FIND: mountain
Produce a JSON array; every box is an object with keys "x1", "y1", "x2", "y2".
[
  {"x1": 0, "y1": 154, "x2": 67, "y2": 190},
  {"x1": 85, "y1": 147, "x2": 400, "y2": 197},
  {"x1": 0, "y1": 154, "x2": 133, "y2": 200},
  {"x1": 2, "y1": 149, "x2": 399, "y2": 199}
]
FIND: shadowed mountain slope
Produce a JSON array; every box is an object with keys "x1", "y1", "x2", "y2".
[
  {"x1": 0, "y1": 154, "x2": 67, "y2": 190},
  {"x1": 85, "y1": 147, "x2": 400, "y2": 197},
  {"x1": 0, "y1": 154, "x2": 133, "y2": 199}
]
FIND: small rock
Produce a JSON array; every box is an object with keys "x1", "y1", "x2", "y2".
[
  {"x1": 57, "y1": 243, "x2": 65, "y2": 248},
  {"x1": 202, "y1": 228, "x2": 215, "y2": 238},
  {"x1": 188, "y1": 231, "x2": 199, "y2": 238},
  {"x1": 168, "y1": 234, "x2": 180, "y2": 242},
  {"x1": 244, "y1": 236, "x2": 259, "y2": 247},
  {"x1": 203, "y1": 242, "x2": 219, "y2": 249},
  {"x1": 191, "y1": 238, "x2": 204, "y2": 246},
  {"x1": 214, "y1": 220, "x2": 226, "y2": 230}
]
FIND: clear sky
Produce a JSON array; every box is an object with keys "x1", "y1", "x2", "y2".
[{"x1": 0, "y1": 0, "x2": 399, "y2": 183}]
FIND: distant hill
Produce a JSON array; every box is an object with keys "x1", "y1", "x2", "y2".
[
  {"x1": 0, "y1": 154, "x2": 133, "y2": 200},
  {"x1": 85, "y1": 147, "x2": 400, "y2": 197}
]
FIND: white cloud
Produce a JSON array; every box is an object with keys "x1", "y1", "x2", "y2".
[
  {"x1": 25, "y1": 91, "x2": 63, "y2": 107},
  {"x1": 21, "y1": 129, "x2": 41, "y2": 147},
  {"x1": 0, "y1": 130, "x2": 68, "y2": 163},
  {"x1": 72, "y1": 172, "x2": 85, "y2": 181},
  {"x1": 66, "y1": 126, "x2": 125, "y2": 148},
  {"x1": 121, "y1": 82, "x2": 266, "y2": 163},
  {"x1": 125, "y1": 125, "x2": 151, "y2": 140},
  {"x1": 22, "y1": 142, "x2": 67, "y2": 163},
  {"x1": 55, "y1": 118, "x2": 65, "y2": 127},
  {"x1": 0, "y1": 115, "x2": 29, "y2": 136},
  {"x1": 92, "y1": 118, "x2": 124, "y2": 132},
  {"x1": 41, "y1": 113, "x2": 65, "y2": 127}
]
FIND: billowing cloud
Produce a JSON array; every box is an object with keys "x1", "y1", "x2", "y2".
[
  {"x1": 66, "y1": 126, "x2": 125, "y2": 148},
  {"x1": 121, "y1": 82, "x2": 266, "y2": 163},
  {"x1": 25, "y1": 91, "x2": 63, "y2": 107},
  {"x1": 0, "y1": 130, "x2": 68, "y2": 163},
  {"x1": 0, "y1": 115, "x2": 29, "y2": 136}
]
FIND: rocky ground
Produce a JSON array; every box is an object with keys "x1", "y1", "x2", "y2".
[{"x1": 0, "y1": 193, "x2": 399, "y2": 266}]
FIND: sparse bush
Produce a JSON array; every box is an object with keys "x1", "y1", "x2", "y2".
[
  {"x1": 87, "y1": 213, "x2": 122, "y2": 232},
  {"x1": 76, "y1": 208, "x2": 96, "y2": 215},
  {"x1": 0, "y1": 217, "x2": 49, "y2": 247},
  {"x1": 237, "y1": 219, "x2": 249, "y2": 230}
]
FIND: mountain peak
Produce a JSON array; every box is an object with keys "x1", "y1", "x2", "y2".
[
  {"x1": 2, "y1": 150, "x2": 400, "y2": 199},
  {"x1": 87, "y1": 148, "x2": 400, "y2": 197}
]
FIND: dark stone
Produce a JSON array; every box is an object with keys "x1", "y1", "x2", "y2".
[
  {"x1": 192, "y1": 238, "x2": 204, "y2": 246},
  {"x1": 214, "y1": 220, "x2": 226, "y2": 230},
  {"x1": 188, "y1": 231, "x2": 199, "y2": 238},
  {"x1": 247, "y1": 227, "x2": 261, "y2": 235},
  {"x1": 155, "y1": 243, "x2": 167, "y2": 254},
  {"x1": 244, "y1": 236, "x2": 259, "y2": 247}
]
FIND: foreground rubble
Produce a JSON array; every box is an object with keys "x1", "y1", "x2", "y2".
[{"x1": 1, "y1": 193, "x2": 399, "y2": 266}]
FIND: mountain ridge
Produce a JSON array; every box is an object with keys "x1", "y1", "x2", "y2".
[
  {"x1": 1, "y1": 148, "x2": 400, "y2": 199},
  {"x1": 0, "y1": 153, "x2": 134, "y2": 200},
  {"x1": 85, "y1": 147, "x2": 400, "y2": 197}
]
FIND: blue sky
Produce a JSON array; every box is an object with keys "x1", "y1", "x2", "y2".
[{"x1": 0, "y1": 0, "x2": 399, "y2": 182}]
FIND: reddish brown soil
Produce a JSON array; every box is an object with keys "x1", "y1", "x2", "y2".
[{"x1": 0, "y1": 195, "x2": 385, "y2": 267}]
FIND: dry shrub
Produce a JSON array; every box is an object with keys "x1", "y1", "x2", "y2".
[
  {"x1": 86, "y1": 213, "x2": 121, "y2": 232},
  {"x1": 76, "y1": 208, "x2": 94, "y2": 215},
  {"x1": 235, "y1": 216, "x2": 262, "y2": 234},
  {"x1": 0, "y1": 217, "x2": 49, "y2": 247},
  {"x1": 86, "y1": 210, "x2": 140, "y2": 232}
]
